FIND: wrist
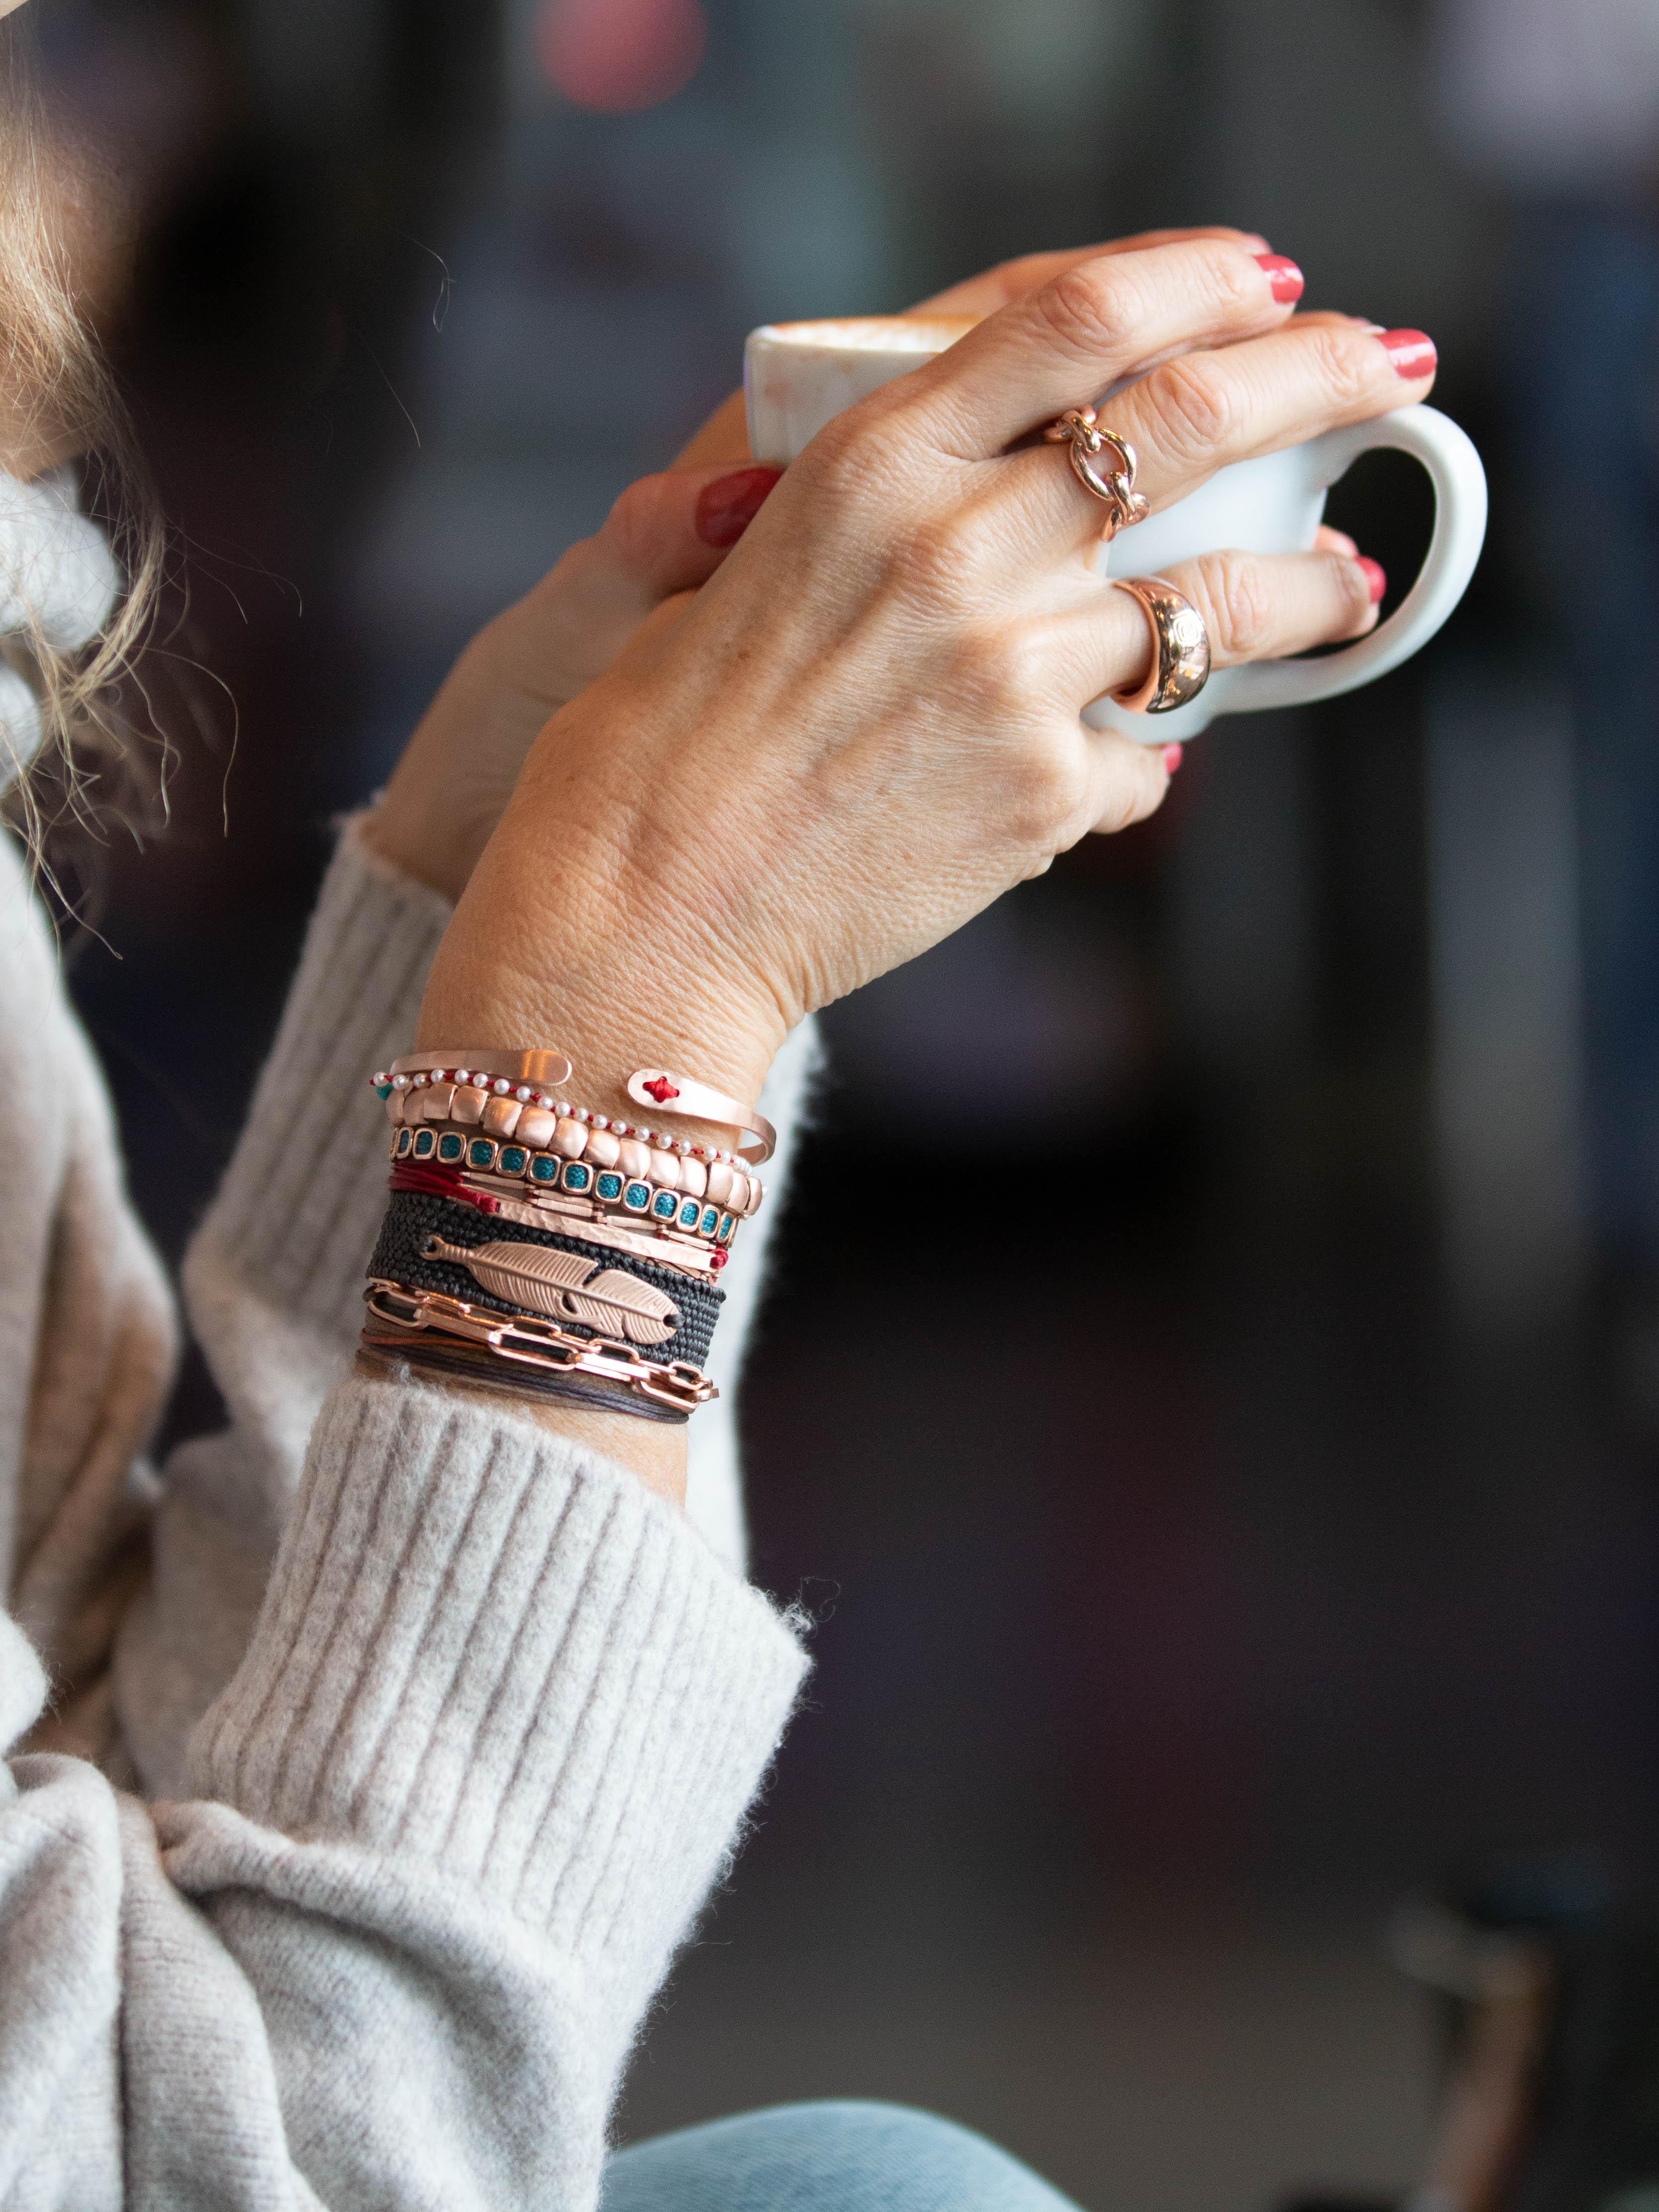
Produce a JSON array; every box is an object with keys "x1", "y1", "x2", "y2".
[
  {"x1": 355, "y1": 1349, "x2": 687, "y2": 1508},
  {"x1": 418, "y1": 933, "x2": 783, "y2": 1130},
  {"x1": 362, "y1": 779, "x2": 466, "y2": 904},
  {"x1": 416, "y1": 678, "x2": 795, "y2": 1118},
  {"x1": 418, "y1": 859, "x2": 785, "y2": 1131}
]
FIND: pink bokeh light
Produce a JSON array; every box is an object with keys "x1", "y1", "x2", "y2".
[{"x1": 538, "y1": 0, "x2": 708, "y2": 113}]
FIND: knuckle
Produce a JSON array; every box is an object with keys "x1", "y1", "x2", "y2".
[
  {"x1": 952, "y1": 622, "x2": 1039, "y2": 719},
  {"x1": 1330, "y1": 551, "x2": 1372, "y2": 630},
  {"x1": 1186, "y1": 238, "x2": 1256, "y2": 322},
  {"x1": 1302, "y1": 322, "x2": 1373, "y2": 411},
  {"x1": 1009, "y1": 727, "x2": 1091, "y2": 840},
  {"x1": 1034, "y1": 262, "x2": 1138, "y2": 361},
  {"x1": 1146, "y1": 353, "x2": 1239, "y2": 463},
  {"x1": 601, "y1": 471, "x2": 667, "y2": 560},
  {"x1": 1194, "y1": 549, "x2": 1277, "y2": 658},
  {"x1": 1096, "y1": 761, "x2": 1160, "y2": 836},
  {"x1": 792, "y1": 416, "x2": 871, "y2": 500},
  {"x1": 897, "y1": 513, "x2": 982, "y2": 611}
]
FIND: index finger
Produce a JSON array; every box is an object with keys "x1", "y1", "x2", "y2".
[
  {"x1": 910, "y1": 229, "x2": 1270, "y2": 319},
  {"x1": 674, "y1": 390, "x2": 750, "y2": 469},
  {"x1": 673, "y1": 229, "x2": 1279, "y2": 468},
  {"x1": 909, "y1": 237, "x2": 1298, "y2": 459}
]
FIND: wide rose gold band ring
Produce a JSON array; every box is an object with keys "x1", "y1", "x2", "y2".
[{"x1": 1109, "y1": 576, "x2": 1212, "y2": 715}]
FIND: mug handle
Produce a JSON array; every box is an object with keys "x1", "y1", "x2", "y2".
[{"x1": 1220, "y1": 404, "x2": 1488, "y2": 713}]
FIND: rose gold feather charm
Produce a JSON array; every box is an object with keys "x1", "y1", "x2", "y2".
[{"x1": 421, "y1": 1235, "x2": 681, "y2": 1346}]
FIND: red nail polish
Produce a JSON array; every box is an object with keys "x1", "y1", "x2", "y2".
[
  {"x1": 1162, "y1": 743, "x2": 1184, "y2": 775},
  {"x1": 1379, "y1": 329, "x2": 1435, "y2": 380},
  {"x1": 1254, "y1": 253, "x2": 1304, "y2": 305},
  {"x1": 1356, "y1": 555, "x2": 1386, "y2": 603},
  {"x1": 695, "y1": 466, "x2": 783, "y2": 548}
]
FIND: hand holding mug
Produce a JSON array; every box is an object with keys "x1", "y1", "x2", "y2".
[
  {"x1": 368, "y1": 228, "x2": 1282, "y2": 898},
  {"x1": 747, "y1": 304, "x2": 1485, "y2": 743},
  {"x1": 423, "y1": 237, "x2": 1449, "y2": 1124}
]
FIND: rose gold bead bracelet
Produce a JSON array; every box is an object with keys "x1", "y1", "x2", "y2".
[{"x1": 371, "y1": 1050, "x2": 775, "y2": 1168}]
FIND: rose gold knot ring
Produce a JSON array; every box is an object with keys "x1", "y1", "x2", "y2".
[{"x1": 1042, "y1": 406, "x2": 1150, "y2": 540}]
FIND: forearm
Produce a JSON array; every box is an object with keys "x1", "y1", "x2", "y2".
[
  {"x1": 169, "y1": 1372, "x2": 806, "y2": 2205},
  {"x1": 134, "y1": 807, "x2": 749, "y2": 1779},
  {"x1": 0, "y1": 1381, "x2": 808, "y2": 2209}
]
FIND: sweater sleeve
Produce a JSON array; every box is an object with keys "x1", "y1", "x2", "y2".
[
  {"x1": 0, "y1": 1376, "x2": 807, "y2": 2209},
  {"x1": 116, "y1": 816, "x2": 821, "y2": 1795}
]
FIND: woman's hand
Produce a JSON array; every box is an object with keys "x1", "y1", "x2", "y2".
[
  {"x1": 361, "y1": 459, "x2": 784, "y2": 901},
  {"x1": 366, "y1": 228, "x2": 1275, "y2": 900},
  {"x1": 422, "y1": 236, "x2": 1428, "y2": 1122}
]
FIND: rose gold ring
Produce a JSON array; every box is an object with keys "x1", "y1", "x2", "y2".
[
  {"x1": 1111, "y1": 575, "x2": 1211, "y2": 715},
  {"x1": 1042, "y1": 406, "x2": 1150, "y2": 540}
]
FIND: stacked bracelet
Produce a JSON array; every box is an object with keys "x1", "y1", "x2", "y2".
[
  {"x1": 363, "y1": 1193, "x2": 719, "y2": 1419},
  {"x1": 363, "y1": 1043, "x2": 759, "y2": 1422}
]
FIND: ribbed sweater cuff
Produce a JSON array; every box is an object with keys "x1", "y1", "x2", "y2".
[
  {"x1": 187, "y1": 1376, "x2": 809, "y2": 1966},
  {"x1": 196, "y1": 815, "x2": 451, "y2": 1339}
]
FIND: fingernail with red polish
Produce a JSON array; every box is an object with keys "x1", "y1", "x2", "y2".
[
  {"x1": 1380, "y1": 328, "x2": 1436, "y2": 379},
  {"x1": 695, "y1": 466, "x2": 783, "y2": 548},
  {"x1": 1254, "y1": 253, "x2": 1304, "y2": 305},
  {"x1": 1162, "y1": 743, "x2": 1184, "y2": 775},
  {"x1": 1356, "y1": 556, "x2": 1386, "y2": 604}
]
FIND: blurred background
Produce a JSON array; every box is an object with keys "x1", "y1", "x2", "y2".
[{"x1": 29, "y1": 0, "x2": 1659, "y2": 2205}]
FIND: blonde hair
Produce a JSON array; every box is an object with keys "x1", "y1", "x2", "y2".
[{"x1": 0, "y1": 11, "x2": 165, "y2": 861}]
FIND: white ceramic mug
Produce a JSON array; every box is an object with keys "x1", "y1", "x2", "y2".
[{"x1": 745, "y1": 316, "x2": 1489, "y2": 743}]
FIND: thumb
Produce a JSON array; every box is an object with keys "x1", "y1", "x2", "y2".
[{"x1": 597, "y1": 462, "x2": 783, "y2": 604}]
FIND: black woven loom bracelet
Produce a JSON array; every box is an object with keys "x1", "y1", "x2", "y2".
[{"x1": 367, "y1": 1188, "x2": 723, "y2": 1370}]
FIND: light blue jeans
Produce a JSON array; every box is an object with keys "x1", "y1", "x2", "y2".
[{"x1": 603, "y1": 2101, "x2": 1083, "y2": 2211}]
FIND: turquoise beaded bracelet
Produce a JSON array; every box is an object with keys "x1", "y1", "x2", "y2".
[{"x1": 390, "y1": 1123, "x2": 743, "y2": 1246}]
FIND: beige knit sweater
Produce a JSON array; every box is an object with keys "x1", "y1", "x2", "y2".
[{"x1": 0, "y1": 814, "x2": 813, "y2": 2207}]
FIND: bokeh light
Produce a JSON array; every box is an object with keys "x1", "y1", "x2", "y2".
[{"x1": 537, "y1": 0, "x2": 707, "y2": 113}]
